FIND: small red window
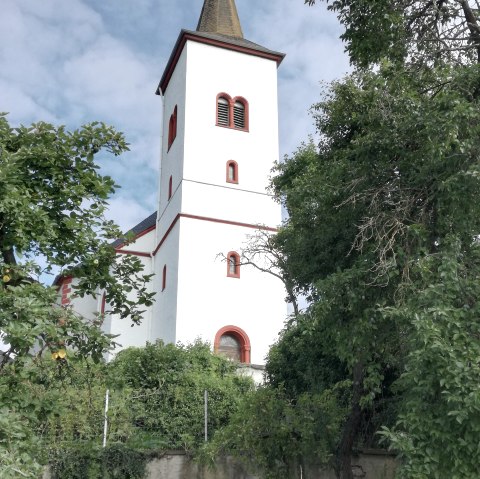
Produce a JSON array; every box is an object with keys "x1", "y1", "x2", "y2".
[
  {"x1": 168, "y1": 105, "x2": 177, "y2": 150},
  {"x1": 227, "y1": 251, "x2": 240, "y2": 278},
  {"x1": 168, "y1": 175, "x2": 173, "y2": 199},
  {"x1": 226, "y1": 161, "x2": 238, "y2": 184},
  {"x1": 162, "y1": 265, "x2": 167, "y2": 291}
]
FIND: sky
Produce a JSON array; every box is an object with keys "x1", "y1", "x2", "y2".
[{"x1": 1, "y1": 0, "x2": 350, "y2": 233}]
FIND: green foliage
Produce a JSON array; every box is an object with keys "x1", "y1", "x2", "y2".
[
  {"x1": 203, "y1": 385, "x2": 348, "y2": 478},
  {"x1": 380, "y1": 238, "x2": 480, "y2": 478},
  {"x1": 0, "y1": 114, "x2": 154, "y2": 475},
  {"x1": 49, "y1": 444, "x2": 149, "y2": 479},
  {"x1": 305, "y1": 0, "x2": 480, "y2": 68},
  {"x1": 6, "y1": 341, "x2": 253, "y2": 477},
  {"x1": 0, "y1": 409, "x2": 43, "y2": 478},
  {"x1": 266, "y1": 7, "x2": 480, "y2": 472},
  {"x1": 108, "y1": 340, "x2": 254, "y2": 452}
]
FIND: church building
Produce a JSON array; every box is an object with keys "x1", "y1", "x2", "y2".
[{"x1": 57, "y1": 0, "x2": 287, "y2": 366}]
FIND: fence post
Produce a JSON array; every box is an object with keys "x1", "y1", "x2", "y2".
[
  {"x1": 103, "y1": 389, "x2": 110, "y2": 448},
  {"x1": 204, "y1": 389, "x2": 208, "y2": 442}
]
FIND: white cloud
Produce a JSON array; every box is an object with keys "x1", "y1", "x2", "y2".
[
  {"x1": 106, "y1": 196, "x2": 152, "y2": 233},
  {"x1": 2, "y1": 0, "x2": 349, "y2": 225}
]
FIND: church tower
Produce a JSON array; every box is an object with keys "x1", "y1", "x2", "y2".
[{"x1": 151, "y1": 0, "x2": 286, "y2": 365}]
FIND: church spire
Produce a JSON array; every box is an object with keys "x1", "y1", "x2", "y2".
[{"x1": 196, "y1": 0, "x2": 244, "y2": 38}]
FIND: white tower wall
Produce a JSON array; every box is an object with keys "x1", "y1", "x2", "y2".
[{"x1": 153, "y1": 35, "x2": 287, "y2": 364}]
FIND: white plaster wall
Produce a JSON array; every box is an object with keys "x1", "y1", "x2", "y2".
[
  {"x1": 68, "y1": 278, "x2": 98, "y2": 322},
  {"x1": 157, "y1": 49, "x2": 187, "y2": 235},
  {"x1": 156, "y1": 182, "x2": 182, "y2": 241},
  {"x1": 118, "y1": 229, "x2": 155, "y2": 252},
  {"x1": 183, "y1": 40, "x2": 280, "y2": 194},
  {"x1": 105, "y1": 253, "x2": 153, "y2": 354},
  {"x1": 175, "y1": 217, "x2": 287, "y2": 365},
  {"x1": 150, "y1": 222, "x2": 180, "y2": 345},
  {"x1": 182, "y1": 179, "x2": 280, "y2": 227}
]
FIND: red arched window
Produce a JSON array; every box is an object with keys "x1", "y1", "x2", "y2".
[
  {"x1": 216, "y1": 93, "x2": 231, "y2": 127},
  {"x1": 168, "y1": 105, "x2": 177, "y2": 150},
  {"x1": 226, "y1": 160, "x2": 238, "y2": 184},
  {"x1": 227, "y1": 251, "x2": 240, "y2": 278},
  {"x1": 162, "y1": 265, "x2": 167, "y2": 291},
  {"x1": 216, "y1": 94, "x2": 248, "y2": 131},
  {"x1": 214, "y1": 326, "x2": 251, "y2": 363},
  {"x1": 168, "y1": 175, "x2": 173, "y2": 200}
]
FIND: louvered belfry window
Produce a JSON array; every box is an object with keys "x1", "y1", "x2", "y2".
[
  {"x1": 233, "y1": 101, "x2": 245, "y2": 129},
  {"x1": 216, "y1": 94, "x2": 248, "y2": 131},
  {"x1": 217, "y1": 97, "x2": 229, "y2": 126}
]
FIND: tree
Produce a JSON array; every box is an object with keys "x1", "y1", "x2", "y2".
[
  {"x1": 268, "y1": 58, "x2": 480, "y2": 476},
  {"x1": 108, "y1": 340, "x2": 254, "y2": 452},
  {"x1": 204, "y1": 384, "x2": 347, "y2": 479},
  {"x1": 33, "y1": 341, "x2": 254, "y2": 478},
  {"x1": 0, "y1": 114, "x2": 154, "y2": 476},
  {"x1": 248, "y1": 1, "x2": 480, "y2": 475},
  {"x1": 305, "y1": 0, "x2": 480, "y2": 68}
]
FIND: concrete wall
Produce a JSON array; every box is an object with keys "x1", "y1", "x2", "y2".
[
  {"x1": 145, "y1": 452, "x2": 258, "y2": 479},
  {"x1": 43, "y1": 450, "x2": 397, "y2": 479},
  {"x1": 145, "y1": 450, "x2": 398, "y2": 479}
]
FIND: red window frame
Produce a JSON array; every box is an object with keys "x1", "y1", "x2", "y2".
[
  {"x1": 101, "y1": 292, "x2": 106, "y2": 315},
  {"x1": 162, "y1": 265, "x2": 167, "y2": 291},
  {"x1": 168, "y1": 175, "x2": 173, "y2": 200},
  {"x1": 167, "y1": 105, "x2": 177, "y2": 150},
  {"x1": 226, "y1": 251, "x2": 240, "y2": 278},
  {"x1": 216, "y1": 93, "x2": 249, "y2": 132},
  {"x1": 214, "y1": 325, "x2": 251, "y2": 364},
  {"x1": 226, "y1": 160, "x2": 238, "y2": 184}
]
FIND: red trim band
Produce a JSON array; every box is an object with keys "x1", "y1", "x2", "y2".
[
  {"x1": 115, "y1": 214, "x2": 277, "y2": 259},
  {"x1": 180, "y1": 213, "x2": 277, "y2": 232},
  {"x1": 116, "y1": 250, "x2": 151, "y2": 258}
]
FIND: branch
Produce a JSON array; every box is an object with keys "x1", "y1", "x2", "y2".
[{"x1": 457, "y1": 0, "x2": 480, "y2": 61}]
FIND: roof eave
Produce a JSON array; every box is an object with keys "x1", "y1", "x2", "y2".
[{"x1": 156, "y1": 30, "x2": 285, "y2": 96}]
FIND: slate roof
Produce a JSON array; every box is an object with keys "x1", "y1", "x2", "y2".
[
  {"x1": 197, "y1": 0, "x2": 243, "y2": 38},
  {"x1": 112, "y1": 211, "x2": 157, "y2": 248},
  {"x1": 187, "y1": 30, "x2": 285, "y2": 58}
]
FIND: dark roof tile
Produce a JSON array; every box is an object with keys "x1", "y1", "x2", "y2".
[{"x1": 112, "y1": 211, "x2": 157, "y2": 248}]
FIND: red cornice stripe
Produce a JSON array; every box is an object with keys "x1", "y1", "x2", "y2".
[
  {"x1": 158, "y1": 31, "x2": 284, "y2": 95},
  {"x1": 116, "y1": 249, "x2": 151, "y2": 258},
  {"x1": 153, "y1": 213, "x2": 181, "y2": 256},
  {"x1": 152, "y1": 213, "x2": 277, "y2": 257},
  {"x1": 181, "y1": 213, "x2": 277, "y2": 232}
]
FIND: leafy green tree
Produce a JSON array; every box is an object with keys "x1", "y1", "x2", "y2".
[
  {"x1": 269, "y1": 58, "x2": 480, "y2": 476},
  {"x1": 108, "y1": 340, "x2": 254, "y2": 452},
  {"x1": 204, "y1": 385, "x2": 347, "y2": 479},
  {"x1": 11, "y1": 341, "x2": 254, "y2": 478},
  {"x1": 305, "y1": 0, "x2": 480, "y2": 68},
  {"x1": 0, "y1": 114, "x2": 154, "y2": 476},
  {"x1": 255, "y1": 0, "x2": 480, "y2": 473}
]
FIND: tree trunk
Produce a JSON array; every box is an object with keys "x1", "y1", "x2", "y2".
[{"x1": 335, "y1": 361, "x2": 364, "y2": 479}]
